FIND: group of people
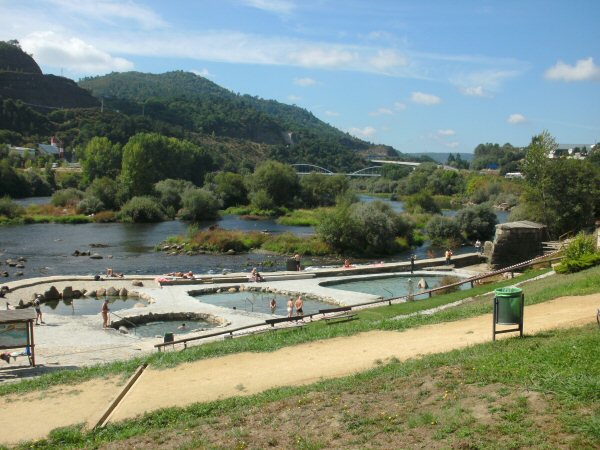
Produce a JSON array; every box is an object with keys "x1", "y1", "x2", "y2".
[
  {"x1": 286, "y1": 295, "x2": 303, "y2": 317},
  {"x1": 265, "y1": 296, "x2": 303, "y2": 317},
  {"x1": 165, "y1": 270, "x2": 195, "y2": 279}
]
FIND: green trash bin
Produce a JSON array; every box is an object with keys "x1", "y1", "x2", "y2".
[{"x1": 494, "y1": 287, "x2": 523, "y2": 325}]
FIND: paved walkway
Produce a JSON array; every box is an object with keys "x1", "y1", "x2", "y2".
[{"x1": 0, "y1": 263, "x2": 477, "y2": 371}]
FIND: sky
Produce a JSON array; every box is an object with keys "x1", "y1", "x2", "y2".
[{"x1": 1, "y1": 0, "x2": 599, "y2": 153}]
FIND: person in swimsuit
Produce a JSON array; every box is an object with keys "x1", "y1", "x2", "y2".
[
  {"x1": 101, "y1": 299, "x2": 110, "y2": 328},
  {"x1": 270, "y1": 298, "x2": 277, "y2": 314},
  {"x1": 33, "y1": 296, "x2": 44, "y2": 325},
  {"x1": 295, "y1": 295, "x2": 304, "y2": 317},
  {"x1": 287, "y1": 298, "x2": 294, "y2": 317}
]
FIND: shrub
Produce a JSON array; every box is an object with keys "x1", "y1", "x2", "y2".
[
  {"x1": 179, "y1": 188, "x2": 222, "y2": 222},
  {"x1": 92, "y1": 211, "x2": 117, "y2": 223},
  {"x1": 433, "y1": 275, "x2": 462, "y2": 295},
  {"x1": 426, "y1": 216, "x2": 463, "y2": 247},
  {"x1": 317, "y1": 200, "x2": 413, "y2": 256},
  {"x1": 405, "y1": 192, "x2": 440, "y2": 214},
  {"x1": 563, "y1": 232, "x2": 597, "y2": 260},
  {"x1": 0, "y1": 196, "x2": 23, "y2": 218},
  {"x1": 249, "y1": 189, "x2": 275, "y2": 212},
  {"x1": 555, "y1": 253, "x2": 600, "y2": 274},
  {"x1": 85, "y1": 177, "x2": 121, "y2": 210},
  {"x1": 119, "y1": 196, "x2": 165, "y2": 223},
  {"x1": 456, "y1": 204, "x2": 498, "y2": 240},
  {"x1": 154, "y1": 179, "x2": 195, "y2": 214},
  {"x1": 51, "y1": 188, "x2": 84, "y2": 207},
  {"x1": 77, "y1": 196, "x2": 105, "y2": 215},
  {"x1": 555, "y1": 232, "x2": 600, "y2": 273},
  {"x1": 191, "y1": 229, "x2": 266, "y2": 253}
]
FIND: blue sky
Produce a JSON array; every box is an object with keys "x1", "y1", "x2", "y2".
[{"x1": 1, "y1": 0, "x2": 599, "y2": 153}]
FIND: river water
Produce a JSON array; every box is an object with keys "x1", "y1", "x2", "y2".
[{"x1": 2, "y1": 197, "x2": 508, "y2": 279}]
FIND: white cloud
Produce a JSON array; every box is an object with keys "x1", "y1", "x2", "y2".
[
  {"x1": 325, "y1": 110, "x2": 340, "y2": 116},
  {"x1": 21, "y1": 32, "x2": 134, "y2": 74},
  {"x1": 394, "y1": 102, "x2": 406, "y2": 111},
  {"x1": 240, "y1": 0, "x2": 296, "y2": 15},
  {"x1": 349, "y1": 126, "x2": 376, "y2": 138},
  {"x1": 0, "y1": 2, "x2": 531, "y2": 82},
  {"x1": 411, "y1": 91, "x2": 441, "y2": 105},
  {"x1": 452, "y1": 69, "x2": 521, "y2": 96},
  {"x1": 508, "y1": 113, "x2": 527, "y2": 124},
  {"x1": 288, "y1": 94, "x2": 302, "y2": 101},
  {"x1": 545, "y1": 57, "x2": 600, "y2": 82},
  {"x1": 446, "y1": 142, "x2": 459, "y2": 148},
  {"x1": 460, "y1": 86, "x2": 488, "y2": 97},
  {"x1": 47, "y1": 0, "x2": 167, "y2": 29},
  {"x1": 289, "y1": 47, "x2": 358, "y2": 69},
  {"x1": 437, "y1": 129, "x2": 456, "y2": 136},
  {"x1": 192, "y1": 68, "x2": 215, "y2": 78},
  {"x1": 293, "y1": 77, "x2": 316, "y2": 86},
  {"x1": 369, "y1": 107, "x2": 393, "y2": 116},
  {"x1": 369, "y1": 49, "x2": 408, "y2": 72}
]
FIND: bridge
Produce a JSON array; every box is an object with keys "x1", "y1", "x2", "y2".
[
  {"x1": 291, "y1": 164, "x2": 383, "y2": 177},
  {"x1": 292, "y1": 159, "x2": 425, "y2": 177}
]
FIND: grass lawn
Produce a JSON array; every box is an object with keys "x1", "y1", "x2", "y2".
[{"x1": 13, "y1": 324, "x2": 599, "y2": 449}]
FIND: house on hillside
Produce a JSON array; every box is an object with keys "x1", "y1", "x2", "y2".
[
  {"x1": 549, "y1": 144, "x2": 594, "y2": 159},
  {"x1": 37, "y1": 136, "x2": 64, "y2": 159}
]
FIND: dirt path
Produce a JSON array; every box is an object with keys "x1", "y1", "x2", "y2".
[{"x1": 1, "y1": 294, "x2": 598, "y2": 446}]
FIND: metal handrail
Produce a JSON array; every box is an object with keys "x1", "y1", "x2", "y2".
[
  {"x1": 110, "y1": 311, "x2": 138, "y2": 335},
  {"x1": 154, "y1": 252, "x2": 563, "y2": 351}
]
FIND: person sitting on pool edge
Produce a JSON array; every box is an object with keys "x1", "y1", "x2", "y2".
[{"x1": 250, "y1": 267, "x2": 264, "y2": 282}]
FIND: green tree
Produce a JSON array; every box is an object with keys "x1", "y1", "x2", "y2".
[
  {"x1": 85, "y1": 177, "x2": 121, "y2": 210},
  {"x1": 249, "y1": 160, "x2": 300, "y2": 207},
  {"x1": 317, "y1": 200, "x2": 413, "y2": 256},
  {"x1": 80, "y1": 137, "x2": 122, "y2": 184},
  {"x1": 179, "y1": 188, "x2": 222, "y2": 222},
  {"x1": 405, "y1": 191, "x2": 440, "y2": 214},
  {"x1": 154, "y1": 178, "x2": 195, "y2": 217},
  {"x1": 300, "y1": 173, "x2": 349, "y2": 207},
  {"x1": 425, "y1": 216, "x2": 462, "y2": 247},
  {"x1": 519, "y1": 131, "x2": 599, "y2": 236},
  {"x1": 456, "y1": 204, "x2": 498, "y2": 240},
  {"x1": 121, "y1": 133, "x2": 212, "y2": 197},
  {"x1": 119, "y1": 196, "x2": 165, "y2": 223},
  {"x1": 207, "y1": 172, "x2": 248, "y2": 208}
]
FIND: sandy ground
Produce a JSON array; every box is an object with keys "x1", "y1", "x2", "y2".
[{"x1": 0, "y1": 293, "x2": 598, "y2": 446}]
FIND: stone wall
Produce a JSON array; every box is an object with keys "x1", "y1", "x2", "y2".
[{"x1": 488, "y1": 221, "x2": 548, "y2": 269}]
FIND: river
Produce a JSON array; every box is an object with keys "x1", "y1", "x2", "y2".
[{"x1": 1, "y1": 196, "x2": 508, "y2": 279}]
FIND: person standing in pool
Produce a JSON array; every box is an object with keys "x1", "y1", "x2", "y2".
[
  {"x1": 287, "y1": 298, "x2": 294, "y2": 317},
  {"x1": 295, "y1": 295, "x2": 304, "y2": 318},
  {"x1": 101, "y1": 299, "x2": 110, "y2": 328},
  {"x1": 33, "y1": 295, "x2": 44, "y2": 325},
  {"x1": 294, "y1": 253, "x2": 301, "y2": 271},
  {"x1": 270, "y1": 298, "x2": 277, "y2": 314}
]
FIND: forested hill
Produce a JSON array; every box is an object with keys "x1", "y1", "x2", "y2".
[
  {"x1": 78, "y1": 71, "x2": 377, "y2": 152},
  {"x1": 0, "y1": 39, "x2": 404, "y2": 172}
]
